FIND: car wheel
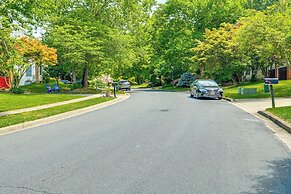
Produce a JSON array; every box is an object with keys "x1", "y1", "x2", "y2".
[
  {"x1": 196, "y1": 92, "x2": 200, "y2": 99},
  {"x1": 190, "y1": 92, "x2": 194, "y2": 98}
]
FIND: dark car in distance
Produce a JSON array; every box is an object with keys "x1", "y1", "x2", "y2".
[{"x1": 190, "y1": 79, "x2": 223, "y2": 99}]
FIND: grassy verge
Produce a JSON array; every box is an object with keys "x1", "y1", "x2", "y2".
[
  {"x1": 0, "y1": 93, "x2": 84, "y2": 112},
  {"x1": 0, "y1": 97, "x2": 113, "y2": 128},
  {"x1": 267, "y1": 106, "x2": 291, "y2": 124},
  {"x1": 223, "y1": 80, "x2": 291, "y2": 99},
  {"x1": 131, "y1": 83, "x2": 149, "y2": 89}
]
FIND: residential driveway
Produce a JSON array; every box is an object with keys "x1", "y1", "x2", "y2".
[{"x1": 0, "y1": 91, "x2": 290, "y2": 194}]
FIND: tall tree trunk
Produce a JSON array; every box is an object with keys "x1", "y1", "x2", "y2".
[
  {"x1": 136, "y1": 76, "x2": 140, "y2": 85},
  {"x1": 250, "y1": 66, "x2": 257, "y2": 82},
  {"x1": 35, "y1": 65, "x2": 41, "y2": 83},
  {"x1": 231, "y1": 74, "x2": 239, "y2": 85},
  {"x1": 71, "y1": 66, "x2": 77, "y2": 84},
  {"x1": 8, "y1": 69, "x2": 13, "y2": 88},
  {"x1": 82, "y1": 64, "x2": 88, "y2": 87}
]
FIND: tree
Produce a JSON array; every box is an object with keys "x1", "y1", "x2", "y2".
[
  {"x1": 191, "y1": 23, "x2": 245, "y2": 83},
  {"x1": 237, "y1": 3, "x2": 290, "y2": 80},
  {"x1": 12, "y1": 37, "x2": 57, "y2": 87},
  {"x1": 150, "y1": 0, "x2": 247, "y2": 84},
  {"x1": 177, "y1": 72, "x2": 195, "y2": 87},
  {"x1": 44, "y1": 0, "x2": 156, "y2": 86},
  {"x1": 45, "y1": 23, "x2": 104, "y2": 87}
]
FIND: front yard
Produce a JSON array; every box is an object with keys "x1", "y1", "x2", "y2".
[
  {"x1": 20, "y1": 82, "x2": 100, "y2": 94},
  {"x1": 223, "y1": 80, "x2": 291, "y2": 99},
  {"x1": 0, "y1": 93, "x2": 84, "y2": 112},
  {"x1": 0, "y1": 97, "x2": 113, "y2": 128}
]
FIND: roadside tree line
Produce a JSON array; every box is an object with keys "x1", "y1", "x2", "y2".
[
  {"x1": 192, "y1": 3, "x2": 290, "y2": 84},
  {"x1": 0, "y1": 0, "x2": 290, "y2": 89},
  {"x1": 150, "y1": 0, "x2": 290, "y2": 85}
]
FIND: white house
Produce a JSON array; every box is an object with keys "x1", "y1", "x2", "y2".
[{"x1": 19, "y1": 64, "x2": 42, "y2": 86}]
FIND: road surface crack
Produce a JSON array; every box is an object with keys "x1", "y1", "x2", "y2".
[{"x1": 0, "y1": 183, "x2": 60, "y2": 194}]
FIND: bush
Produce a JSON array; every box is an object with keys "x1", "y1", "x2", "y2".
[
  {"x1": 176, "y1": 72, "x2": 195, "y2": 87},
  {"x1": 128, "y1": 77, "x2": 138, "y2": 85},
  {"x1": 10, "y1": 87, "x2": 25, "y2": 94},
  {"x1": 42, "y1": 71, "x2": 50, "y2": 83},
  {"x1": 70, "y1": 83, "x2": 82, "y2": 90}
]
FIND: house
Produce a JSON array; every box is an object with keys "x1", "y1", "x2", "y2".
[
  {"x1": 19, "y1": 64, "x2": 42, "y2": 86},
  {"x1": 268, "y1": 65, "x2": 291, "y2": 80}
]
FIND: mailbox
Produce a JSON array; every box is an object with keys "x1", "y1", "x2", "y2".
[
  {"x1": 264, "y1": 78, "x2": 278, "y2": 85},
  {"x1": 112, "y1": 82, "x2": 118, "y2": 98}
]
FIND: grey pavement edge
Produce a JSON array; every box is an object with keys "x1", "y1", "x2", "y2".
[
  {"x1": 258, "y1": 111, "x2": 291, "y2": 134},
  {"x1": 0, "y1": 94, "x2": 130, "y2": 136}
]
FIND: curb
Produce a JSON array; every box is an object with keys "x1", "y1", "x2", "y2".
[
  {"x1": 0, "y1": 95, "x2": 130, "y2": 136},
  {"x1": 222, "y1": 97, "x2": 234, "y2": 102},
  {"x1": 258, "y1": 110, "x2": 291, "y2": 134}
]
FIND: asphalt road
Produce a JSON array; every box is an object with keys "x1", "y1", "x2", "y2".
[{"x1": 0, "y1": 90, "x2": 291, "y2": 194}]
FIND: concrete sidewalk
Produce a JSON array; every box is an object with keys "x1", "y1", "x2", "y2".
[
  {"x1": 232, "y1": 97, "x2": 291, "y2": 114},
  {"x1": 0, "y1": 94, "x2": 104, "y2": 117}
]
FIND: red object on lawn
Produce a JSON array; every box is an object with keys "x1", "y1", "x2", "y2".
[{"x1": 0, "y1": 76, "x2": 10, "y2": 89}]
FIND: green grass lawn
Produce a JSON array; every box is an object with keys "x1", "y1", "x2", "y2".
[
  {"x1": 20, "y1": 82, "x2": 101, "y2": 94},
  {"x1": 267, "y1": 106, "x2": 291, "y2": 124},
  {"x1": 0, "y1": 93, "x2": 84, "y2": 112},
  {"x1": 0, "y1": 97, "x2": 113, "y2": 128},
  {"x1": 223, "y1": 80, "x2": 291, "y2": 99},
  {"x1": 131, "y1": 83, "x2": 149, "y2": 89}
]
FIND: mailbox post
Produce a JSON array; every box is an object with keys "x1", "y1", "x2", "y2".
[
  {"x1": 112, "y1": 82, "x2": 118, "y2": 98},
  {"x1": 264, "y1": 78, "x2": 278, "y2": 108}
]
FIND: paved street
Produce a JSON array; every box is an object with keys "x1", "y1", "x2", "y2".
[{"x1": 0, "y1": 90, "x2": 291, "y2": 194}]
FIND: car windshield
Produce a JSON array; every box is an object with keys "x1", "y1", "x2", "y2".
[
  {"x1": 199, "y1": 80, "x2": 218, "y2": 87},
  {"x1": 120, "y1": 80, "x2": 128, "y2": 84}
]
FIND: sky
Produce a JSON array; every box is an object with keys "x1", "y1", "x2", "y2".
[{"x1": 157, "y1": 0, "x2": 166, "y2": 4}]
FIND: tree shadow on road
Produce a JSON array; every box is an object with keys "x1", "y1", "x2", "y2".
[{"x1": 243, "y1": 157, "x2": 291, "y2": 194}]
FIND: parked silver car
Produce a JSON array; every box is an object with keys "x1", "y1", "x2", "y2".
[
  {"x1": 118, "y1": 80, "x2": 131, "y2": 91},
  {"x1": 190, "y1": 79, "x2": 223, "y2": 99}
]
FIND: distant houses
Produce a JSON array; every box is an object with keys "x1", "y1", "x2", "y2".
[{"x1": 269, "y1": 65, "x2": 291, "y2": 80}]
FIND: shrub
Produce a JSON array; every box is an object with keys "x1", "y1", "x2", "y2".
[
  {"x1": 70, "y1": 83, "x2": 82, "y2": 90},
  {"x1": 128, "y1": 77, "x2": 138, "y2": 85},
  {"x1": 176, "y1": 72, "x2": 195, "y2": 87},
  {"x1": 10, "y1": 87, "x2": 25, "y2": 94},
  {"x1": 42, "y1": 71, "x2": 50, "y2": 83}
]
